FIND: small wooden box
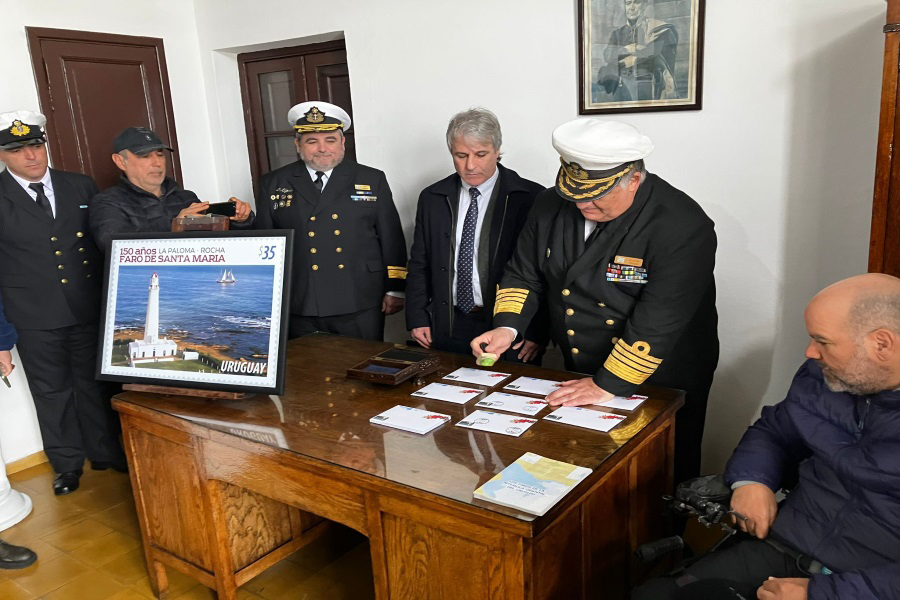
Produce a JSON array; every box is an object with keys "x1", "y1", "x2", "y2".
[
  {"x1": 171, "y1": 214, "x2": 230, "y2": 232},
  {"x1": 347, "y1": 347, "x2": 440, "y2": 385}
]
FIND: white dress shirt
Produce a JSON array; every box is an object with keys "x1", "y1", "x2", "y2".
[
  {"x1": 453, "y1": 168, "x2": 500, "y2": 307},
  {"x1": 8, "y1": 168, "x2": 56, "y2": 217},
  {"x1": 305, "y1": 165, "x2": 334, "y2": 191}
]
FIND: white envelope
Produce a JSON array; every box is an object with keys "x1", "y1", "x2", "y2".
[
  {"x1": 598, "y1": 394, "x2": 647, "y2": 411},
  {"x1": 543, "y1": 406, "x2": 626, "y2": 432},
  {"x1": 443, "y1": 367, "x2": 512, "y2": 387},
  {"x1": 503, "y1": 376, "x2": 564, "y2": 397},
  {"x1": 475, "y1": 392, "x2": 549, "y2": 416},
  {"x1": 455, "y1": 410, "x2": 537, "y2": 437},
  {"x1": 369, "y1": 405, "x2": 451, "y2": 434},
  {"x1": 411, "y1": 382, "x2": 483, "y2": 404}
]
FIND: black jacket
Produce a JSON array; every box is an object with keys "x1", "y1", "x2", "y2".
[
  {"x1": 90, "y1": 176, "x2": 254, "y2": 251},
  {"x1": 255, "y1": 159, "x2": 407, "y2": 317},
  {"x1": 406, "y1": 164, "x2": 548, "y2": 343},
  {"x1": 0, "y1": 168, "x2": 104, "y2": 329},
  {"x1": 494, "y1": 173, "x2": 718, "y2": 395}
]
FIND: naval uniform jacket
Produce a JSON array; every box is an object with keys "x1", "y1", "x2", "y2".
[
  {"x1": 255, "y1": 159, "x2": 407, "y2": 317},
  {"x1": 493, "y1": 173, "x2": 718, "y2": 396},
  {"x1": 0, "y1": 168, "x2": 103, "y2": 330},
  {"x1": 406, "y1": 164, "x2": 549, "y2": 343}
]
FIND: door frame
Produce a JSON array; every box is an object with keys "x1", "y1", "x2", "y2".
[
  {"x1": 26, "y1": 26, "x2": 182, "y2": 181},
  {"x1": 237, "y1": 39, "x2": 348, "y2": 191}
]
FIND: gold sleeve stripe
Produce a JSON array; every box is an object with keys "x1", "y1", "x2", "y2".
[
  {"x1": 494, "y1": 301, "x2": 524, "y2": 315},
  {"x1": 604, "y1": 356, "x2": 653, "y2": 385},
  {"x1": 604, "y1": 339, "x2": 663, "y2": 385},
  {"x1": 614, "y1": 339, "x2": 662, "y2": 365},
  {"x1": 609, "y1": 347, "x2": 656, "y2": 374},
  {"x1": 497, "y1": 287, "x2": 529, "y2": 295},
  {"x1": 387, "y1": 266, "x2": 408, "y2": 279},
  {"x1": 496, "y1": 293, "x2": 528, "y2": 302}
]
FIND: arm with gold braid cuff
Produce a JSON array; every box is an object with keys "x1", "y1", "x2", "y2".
[
  {"x1": 595, "y1": 217, "x2": 716, "y2": 396},
  {"x1": 374, "y1": 172, "x2": 408, "y2": 293},
  {"x1": 491, "y1": 203, "x2": 546, "y2": 334}
]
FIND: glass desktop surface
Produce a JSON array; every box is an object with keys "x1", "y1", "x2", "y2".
[{"x1": 117, "y1": 333, "x2": 681, "y2": 522}]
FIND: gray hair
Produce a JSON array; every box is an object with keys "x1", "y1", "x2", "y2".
[
  {"x1": 446, "y1": 108, "x2": 502, "y2": 150},
  {"x1": 849, "y1": 292, "x2": 900, "y2": 337},
  {"x1": 618, "y1": 159, "x2": 646, "y2": 188}
]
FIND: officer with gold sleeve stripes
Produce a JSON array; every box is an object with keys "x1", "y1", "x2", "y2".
[
  {"x1": 472, "y1": 119, "x2": 718, "y2": 483},
  {"x1": 255, "y1": 101, "x2": 407, "y2": 341}
]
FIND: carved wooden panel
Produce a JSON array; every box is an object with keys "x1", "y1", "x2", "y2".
[
  {"x1": 218, "y1": 482, "x2": 294, "y2": 571},
  {"x1": 130, "y1": 427, "x2": 213, "y2": 571}
]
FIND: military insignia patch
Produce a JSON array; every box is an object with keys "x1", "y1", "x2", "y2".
[
  {"x1": 566, "y1": 162, "x2": 589, "y2": 180},
  {"x1": 354, "y1": 184, "x2": 371, "y2": 191},
  {"x1": 10, "y1": 120, "x2": 30, "y2": 137},
  {"x1": 614, "y1": 255, "x2": 643, "y2": 267},
  {"x1": 305, "y1": 107, "x2": 325, "y2": 123}
]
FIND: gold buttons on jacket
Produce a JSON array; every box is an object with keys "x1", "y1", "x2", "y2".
[
  {"x1": 310, "y1": 248, "x2": 317, "y2": 254},
  {"x1": 57, "y1": 265, "x2": 64, "y2": 270},
  {"x1": 55, "y1": 250, "x2": 62, "y2": 256},
  {"x1": 308, "y1": 231, "x2": 315, "y2": 237},
  {"x1": 332, "y1": 214, "x2": 338, "y2": 220},
  {"x1": 336, "y1": 247, "x2": 342, "y2": 253},
  {"x1": 612, "y1": 337, "x2": 619, "y2": 344},
  {"x1": 567, "y1": 329, "x2": 575, "y2": 336},
  {"x1": 605, "y1": 319, "x2": 615, "y2": 325},
  {"x1": 312, "y1": 265, "x2": 319, "y2": 271},
  {"x1": 83, "y1": 260, "x2": 89, "y2": 265},
  {"x1": 566, "y1": 308, "x2": 574, "y2": 316},
  {"x1": 598, "y1": 302, "x2": 606, "y2": 308},
  {"x1": 571, "y1": 348, "x2": 580, "y2": 355},
  {"x1": 334, "y1": 229, "x2": 341, "y2": 236},
  {"x1": 60, "y1": 278, "x2": 68, "y2": 284},
  {"x1": 338, "y1": 264, "x2": 345, "y2": 269},
  {"x1": 50, "y1": 236, "x2": 58, "y2": 242},
  {"x1": 310, "y1": 216, "x2": 316, "y2": 221},
  {"x1": 76, "y1": 232, "x2": 84, "y2": 238},
  {"x1": 78, "y1": 247, "x2": 85, "y2": 252},
  {"x1": 562, "y1": 289, "x2": 570, "y2": 296}
]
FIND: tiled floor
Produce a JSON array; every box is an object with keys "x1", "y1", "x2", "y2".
[{"x1": 1, "y1": 463, "x2": 375, "y2": 599}]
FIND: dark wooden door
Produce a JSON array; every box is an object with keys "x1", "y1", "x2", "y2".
[
  {"x1": 239, "y1": 41, "x2": 354, "y2": 189},
  {"x1": 27, "y1": 27, "x2": 181, "y2": 191}
]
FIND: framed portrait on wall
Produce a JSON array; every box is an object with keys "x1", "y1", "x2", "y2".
[
  {"x1": 579, "y1": 0, "x2": 705, "y2": 114},
  {"x1": 97, "y1": 230, "x2": 293, "y2": 395}
]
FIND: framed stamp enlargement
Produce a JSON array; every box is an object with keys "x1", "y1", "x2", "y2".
[
  {"x1": 97, "y1": 230, "x2": 294, "y2": 395},
  {"x1": 579, "y1": 0, "x2": 705, "y2": 114}
]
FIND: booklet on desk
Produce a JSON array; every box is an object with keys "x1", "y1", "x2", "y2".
[{"x1": 473, "y1": 452, "x2": 592, "y2": 516}]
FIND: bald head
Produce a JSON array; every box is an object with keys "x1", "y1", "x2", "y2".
[{"x1": 805, "y1": 273, "x2": 900, "y2": 394}]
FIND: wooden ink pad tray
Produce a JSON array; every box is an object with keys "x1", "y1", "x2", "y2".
[{"x1": 347, "y1": 347, "x2": 440, "y2": 385}]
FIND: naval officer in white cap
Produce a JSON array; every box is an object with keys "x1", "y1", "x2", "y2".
[
  {"x1": 254, "y1": 101, "x2": 407, "y2": 341},
  {"x1": 0, "y1": 110, "x2": 126, "y2": 495},
  {"x1": 472, "y1": 119, "x2": 718, "y2": 484}
]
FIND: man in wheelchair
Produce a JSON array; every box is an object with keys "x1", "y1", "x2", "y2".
[{"x1": 633, "y1": 273, "x2": 900, "y2": 600}]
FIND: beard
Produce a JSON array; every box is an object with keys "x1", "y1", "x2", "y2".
[{"x1": 818, "y1": 346, "x2": 891, "y2": 395}]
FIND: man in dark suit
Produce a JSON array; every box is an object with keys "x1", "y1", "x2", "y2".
[
  {"x1": 255, "y1": 101, "x2": 407, "y2": 341},
  {"x1": 0, "y1": 110, "x2": 125, "y2": 495},
  {"x1": 406, "y1": 108, "x2": 547, "y2": 361}
]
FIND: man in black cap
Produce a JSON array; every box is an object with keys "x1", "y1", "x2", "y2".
[
  {"x1": 90, "y1": 126, "x2": 254, "y2": 250},
  {"x1": 255, "y1": 101, "x2": 407, "y2": 341},
  {"x1": 473, "y1": 119, "x2": 718, "y2": 485},
  {"x1": 0, "y1": 110, "x2": 126, "y2": 495}
]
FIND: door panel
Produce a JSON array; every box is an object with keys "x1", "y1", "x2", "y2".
[
  {"x1": 27, "y1": 28, "x2": 180, "y2": 191},
  {"x1": 239, "y1": 40, "x2": 354, "y2": 191}
]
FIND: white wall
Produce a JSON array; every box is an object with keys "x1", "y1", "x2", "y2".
[
  {"x1": 0, "y1": 0, "x2": 217, "y2": 462},
  {"x1": 0, "y1": 0, "x2": 888, "y2": 471}
]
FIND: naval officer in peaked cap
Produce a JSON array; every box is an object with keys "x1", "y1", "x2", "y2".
[
  {"x1": 472, "y1": 119, "x2": 719, "y2": 484},
  {"x1": 0, "y1": 110, "x2": 126, "y2": 495},
  {"x1": 255, "y1": 101, "x2": 407, "y2": 341}
]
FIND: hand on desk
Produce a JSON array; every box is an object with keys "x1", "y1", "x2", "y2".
[
  {"x1": 546, "y1": 378, "x2": 614, "y2": 407},
  {"x1": 411, "y1": 326, "x2": 432, "y2": 349}
]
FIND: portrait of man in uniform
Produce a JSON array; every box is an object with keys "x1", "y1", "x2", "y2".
[{"x1": 579, "y1": 0, "x2": 705, "y2": 113}]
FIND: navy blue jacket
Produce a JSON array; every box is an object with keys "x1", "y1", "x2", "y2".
[{"x1": 725, "y1": 360, "x2": 900, "y2": 600}]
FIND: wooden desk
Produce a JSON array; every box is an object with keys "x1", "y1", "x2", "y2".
[{"x1": 113, "y1": 334, "x2": 682, "y2": 600}]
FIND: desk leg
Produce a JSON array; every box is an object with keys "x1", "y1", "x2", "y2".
[
  {"x1": 146, "y1": 556, "x2": 169, "y2": 599},
  {"x1": 201, "y1": 460, "x2": 240, "y2": 600}
]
